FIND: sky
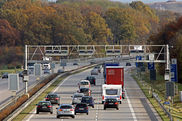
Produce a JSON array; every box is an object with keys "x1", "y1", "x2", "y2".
[{"x1": 111, "y1": 0, "x2": 182, "y2": 3}]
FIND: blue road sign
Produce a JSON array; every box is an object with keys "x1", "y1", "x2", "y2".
[
  {"x1": 136, "y1": 56, "x2": 142, "y2": 67},
  {"x1": 148, "y1": 62, "x2": 155, "y2": 70},
  {"x1": 164, "y1": 101, "x2": 170, "y2": 105},
  {"x1": 171, "y1": 58, "x2": 178, "y2": 82}
]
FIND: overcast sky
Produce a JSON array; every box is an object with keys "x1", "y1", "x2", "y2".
[{"x1": 111, "y1": 0, "x2": 182, "y2": 3}]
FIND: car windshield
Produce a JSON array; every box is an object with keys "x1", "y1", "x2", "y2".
[
  {"x1": 60, "y1": 105, "x2": 72, "y2": 109},
  {"x1": 82, "y1": 97, "x2": 92, "y2": 102},
  {"x1": 80, "y1": 82, "x2": 89, "y2": 85},
  {"x1": 106, "y1": 89, "x2": 118, "y2": 95},
  {"x1": 74, "y1": 95, "x2": 83, "y2": 98},
  {"x1": 47, "y1": 95, "x2": 57, "y2": 98},
  {"x1": 38, "y1": 102, "x2": 50, "y2": 105},
  {"x1": 76, "y1": 104, "x2": 87, "y2": 108},
  {"x1": 80, "y1": 88, "x2": 89, "y2": 92}
]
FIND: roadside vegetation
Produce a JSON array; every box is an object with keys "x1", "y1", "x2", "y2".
[{"x1": 131, "y1": 67, "x2": 182, "y2": 121}]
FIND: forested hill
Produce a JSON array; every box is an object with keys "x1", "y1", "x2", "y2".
[{"x1": 0, "y1": 0, "x2": 179, "y2": 72}]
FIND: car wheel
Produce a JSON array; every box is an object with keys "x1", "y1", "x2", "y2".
[
  {"x1": 75, "y1": 113, "x2": 76, "y2": 115},
  {"x1": 104, "y1": 107, "x2": 106, "y2": 110},
  {"x1": 57, "y1": 115, "x2": 59, "y2": 118},
  {"x1": 50, "y1": 111, "x2": 53, "y2": 114},
  {"x1": 92, "y1": 106, "x2": 94, "y2": 108},
  {"x1": 87, "y1": 112, "x2": 88, "y2": 115},
  {"x1": 117, "y1": 107, "x2": 119, "y2": 110},
  {"x1": 36, "y1": 111, "x2": 39, "y2": 114},
  {"x1": 102, "y1": 101, "x2": 104, "y2": 104},
  {"x1": 72, "y1": 116, "x2": 75, "y2": 118},
  {"x1": 120, "y1": 101, "x2": 122, "y2": 104}
]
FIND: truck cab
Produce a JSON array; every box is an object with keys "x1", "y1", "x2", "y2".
[{"x1": 102, "y1": 84, "x2": 122, "y2": 104}]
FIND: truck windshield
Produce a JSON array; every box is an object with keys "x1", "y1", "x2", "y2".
[{"x1": 106, "y1": 89, "x2": 118, "y2": 95}]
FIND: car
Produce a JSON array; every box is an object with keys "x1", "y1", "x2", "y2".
[
  {"x1": 91, "y1": 69, "x2": 98, "y2": 75},
  {"x1": 57, "y1": 69, "x2": 64, "y2": 74},
  {"x1": 85, "y1": 76, "x2": 96, "y2": 85},
  {"x1": 36, "y1": 101, "x2": 53, "y2": 114},
  {"x1": 81, "y1": 96, "x2": 95, "y2": 108},
  {"x1": 78, "y1": 80, "x2": 90, "y2": 89},
  {"x1": 45, "y1": 93, "x2": 60, "y2": 105},
  {"x1": 104, "y1": 98, "x2": 119, "y2": 110},
  {"x1": 2, "y1": 72, "x2": 8, "y2": 79},
  {"x1": 18, "y1": 71, "x2": 24, "y2": 77},
  {"x1": 90, "y1": 61, "x2": 96, "y2": 64},
  {"x1": 126, "y1": 62, "x2": 131, "y2": 66},
  {"x1": 73, "y1": 62, "x2": 78, "y2": 65},
  {"x1": 94, "y1": 66, "x2": 101, "y2": 73},
  {"x1": 56, "y1": 104, "x2": 75, "y2": 118},
  {"x1": 75, "y1": 103, "x2": 89, "y2": 115},
  {"x1": 71, "y1": 93, "x2": 84, "y2": 105},
  {"x1": 79, "y1": 87, "x2": 91, "y2": 96}
]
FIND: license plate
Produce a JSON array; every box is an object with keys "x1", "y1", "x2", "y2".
[
  {"x1": 64, "y1": 111, "x2": 69, "y2": 113},
  {"x1": 109, "y1": 103, "x2": 113, "y2": 105},
  {"x1": 42, "y1": 106, "x2": 47, "y2": 108},
  {"x1": 79, "y1": 108, "x2": 84, "y2": 110}
]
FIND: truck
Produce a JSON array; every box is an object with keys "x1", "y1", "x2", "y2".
[
  {"x1": 102, "y1": 84, "x2": 122, "y2": 104},
  {"x1": 105, "y1": 66, "x2": 125, "y2": 99},
  {"x1": 103, "y1": 62, "x2": 119, "y2": 80}
]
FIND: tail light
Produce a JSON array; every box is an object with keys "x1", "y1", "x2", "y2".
[
  {"x1": 115, "y1": 102, "x2": 118, "y2": 105},
  {"x1": 120, "y1": 96, "x2": 122, "y2": 100},
  {"x1": 102, "y1": 96, "x2": 104, "y2": 100},
  {"x1": 105, "y1": 102, "x2": 108, "y2": 104},
  {"x1": 45, "y1": 98, "x2": 49, "y2": 100},
  {"x1": 37, "y1": 105, "x2": 41, "y2": 108},
  {"x1": 59, "y1": 109, "x2": 62, "y2": 111},
  {"x1": 86, "y1": 107, "x2": 88, "y2": 110},
  {"x1": 55, "y1": 98, "x2": 59, "y2": 100},
  {"x1": 70, "y1": 109, "x2": 74, "y2": 111},
  {"x1": 48, "y1": 105, "x2": 52, "y2": 108}
]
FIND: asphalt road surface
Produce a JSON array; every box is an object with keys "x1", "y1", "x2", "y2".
[
  {"x1": 0, "y1": 61, "x2": 89, "y2": 104},
  {"x1": 23, "y1": 65, "x2": 162, "y2": 121}
]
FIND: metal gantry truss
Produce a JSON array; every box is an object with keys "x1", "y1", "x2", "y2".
[{"x1": 25, "y1": 45, "x2": 167, "y2": 63}]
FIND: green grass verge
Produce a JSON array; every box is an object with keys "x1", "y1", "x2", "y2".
[
  {"x1": 132, "y1": 70, "x2": 182, "y2": 121},
  {"x1": 12, "y1": 66, "x2": 94, "y2": 121},
  {"x1": 0, "y1": 69, "x2": 23, "y2": 75}
]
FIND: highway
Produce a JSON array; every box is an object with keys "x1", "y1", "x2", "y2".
[
  {"x1": 0, "y1": 61, "x2": 89, "y2": 106},
  {"x1": 23, "y1": 64, "x2": 162, "y2": 121}
]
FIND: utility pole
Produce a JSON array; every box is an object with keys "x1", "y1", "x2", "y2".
[{"x1": 24, "y1": 45, "x2": 29, "y2": 97}]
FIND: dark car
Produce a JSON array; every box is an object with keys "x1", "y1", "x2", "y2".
[
  {"x1": 104, "y1": 98, "x2": 119, "y2": 110},
  {"x1": 79, "y1": 87, "x2": 91, "y2": 96},
  {"x1": 2, "y1": 72, "x2": 8, "y2": 79},
  {"x1": 126, "y1": 62, "x2": 131, "y2": 66},
  {"x1": 86, "y1": 76, "x2": 96, "y2": 85},
  {"x1": 94, "y1": 66, "x2": 101, "y2": 73},
  {"x1": 36, "y1": 101, "x2": 53, "y2": 114},
  {"x1": 45, "y1": 93, "x2": 60, "y2": 105},
  {"x1": 75, "y1": 103, "x2": 89, "y2": 115},
  {"x1": 81, "y1": 96, "x2": 94, "y2": 108},
  {"x1": 18, "y1": 71, "x2": 24, "y2": 77},
  {"x1": 57, "y1": 69, "x2": 64, "y2": 74},
  {"x1": 73, "y1": 62, "x2": 78, "y2": 65}
]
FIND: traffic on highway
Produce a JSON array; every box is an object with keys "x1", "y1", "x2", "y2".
[{"x1": 21, "y1": 61, "x2": 161, "y2": 121}]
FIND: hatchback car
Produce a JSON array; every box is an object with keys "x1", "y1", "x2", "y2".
[
  {"x1": 45, "y1": 93, "x2": 60, "y2": 105},
  {"x1": 56, "y1": 104, "x2": 75, "y2": 118},
  {"x1": 85, "y1": 76, "x2": 96, "y2": 85},
  {"x1": 71, "y1": 93, "x2": 84, "y2": 105},
  {"x1": 2, "y1": 72, "x2": 8, "y2": 79},
  {"x1": 81, "y1": 96, "x2": 94, "y2": 108},
  {"x1": 79, "y1": 87, "x2": 91, "y2": 96},
  {"x1": 36, "y1": 101, "x2": 53, "y2": 114},
  {"x1": 104, "y1": 98, "x2": 119, "y2": 110},
  {"x1": 75, "y1": 103, "x2": 89, "y2": 115}
]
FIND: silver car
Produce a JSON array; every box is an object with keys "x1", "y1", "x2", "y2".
[
  {"x1": 71, "y1": 93, "x2": 84, "y2": 105},
  {"x1": 56, "y1": 104, "x2": 75, "y2": 118},
  {"x1": 91, "y1": 68, "x2": 99, "y2": 75}
]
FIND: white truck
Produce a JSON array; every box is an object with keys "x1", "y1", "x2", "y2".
[{"x1": 102, "y1": 84, "x2": 122, "y2": 104}]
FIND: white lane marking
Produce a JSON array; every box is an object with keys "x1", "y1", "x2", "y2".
[
  {"x1": 27, "y1": 76, "x2": 71, "y2": 121},
  {"x1": 126, "y1": 91, "x2": 137, "y2": 121}
]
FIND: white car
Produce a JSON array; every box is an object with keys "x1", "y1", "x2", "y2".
[
  {"x1": 78, "y1": 80, "x2": 91, "y2": 89},
  {"x1": 56, "y1": 104, "x2": 75, "y2": 118}
]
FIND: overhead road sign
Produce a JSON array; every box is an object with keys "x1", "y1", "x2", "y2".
[
  {"x1": 8, "y1": 74, "x2": 19, "y2": 91},
  {"x1": 148, "y1": 62, "x2": 155, "y2": 70}
]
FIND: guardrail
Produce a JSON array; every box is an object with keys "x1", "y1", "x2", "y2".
[{"x1": 152, "y1": 92, "x2": 173, "y2": 121}]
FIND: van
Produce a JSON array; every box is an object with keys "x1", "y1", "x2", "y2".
[{"x1": 78, "y1": 80, "x2": 90, "y2": 89}]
